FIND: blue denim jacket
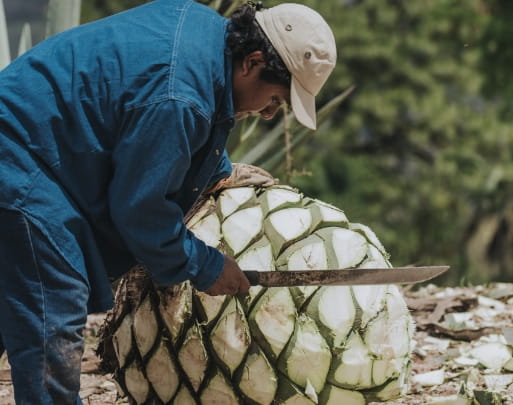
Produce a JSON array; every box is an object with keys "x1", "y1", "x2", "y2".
[{"x1": 0, "y1": 0, "x2": 234, "y2": 312}]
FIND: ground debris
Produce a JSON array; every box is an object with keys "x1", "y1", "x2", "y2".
[{"x1": 2, "y1": 283, "x2": 513, "y2": 404}]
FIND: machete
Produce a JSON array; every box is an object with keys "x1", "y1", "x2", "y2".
[{"x1": 243, "y1": 265, "x2": 449, "y2": 287}]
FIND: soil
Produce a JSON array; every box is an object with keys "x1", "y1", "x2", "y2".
[{"x1": 2, "y1": 283, "x2": 513, "y2": 405}]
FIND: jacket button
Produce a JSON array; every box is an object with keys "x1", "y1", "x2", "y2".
[
  {"x1": 192, "y1": 187, "x2": 199, "y2": 192},
  {"x1": 215, "y1": 149, "x2": 220, "y2": 156}
]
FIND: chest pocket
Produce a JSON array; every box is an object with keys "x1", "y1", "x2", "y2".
[{"x1": 175, "y1": 119, "x2": 234, "y2": 213}]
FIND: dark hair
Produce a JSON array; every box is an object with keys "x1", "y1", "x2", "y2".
[{"x1": 227, "y1": 4, "x2": 291, "y2": 88}]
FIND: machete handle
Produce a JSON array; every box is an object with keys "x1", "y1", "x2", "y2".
[{"x1": 243, "y1": 271, "x2": 261, "y2": 286}]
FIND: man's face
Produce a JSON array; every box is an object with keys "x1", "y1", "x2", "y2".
[{"x1": 232, "y1": 51, "x2": 290, "y2": 121}]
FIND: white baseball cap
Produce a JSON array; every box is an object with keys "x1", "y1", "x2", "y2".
[{"x1": 255, "y1": 3, "x2": 337, "y2": 130}]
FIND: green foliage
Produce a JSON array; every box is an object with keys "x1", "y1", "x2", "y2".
[
  {"x1": 5, "y1": 0, "x2": 513, "y2": 284},
  {"x1": 286, "y1": 0, "x2": 513, "y2": 284}
]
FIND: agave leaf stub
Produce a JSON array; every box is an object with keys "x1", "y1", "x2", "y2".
[
  {"x1": 236, "y1": 344, "x2": 278, "y2": 405},
  {"x1": 133, "y1": 295, "x2": 158, "y2": 358},
  {"x1": 210, "y1": 298, "x2": 251, "y2": 375},
  {"x1": 124, "y1": 361, "x2": 150, "y2": 405},
  {"x1": 278, "y1": 313, "x2": 332, "y2": 393},
  {"x1": 248, "y1": 288, "x2": 297, "y2": 361},
  {"x1": 222, "y1": 206, "x2": 264, "y2": 256},
  {"x1": 178, "y1": 323, "x2": 209, "y2": 392},
  {"x1": 145, "y1": 341, "x2": 180, "y2": 403}
]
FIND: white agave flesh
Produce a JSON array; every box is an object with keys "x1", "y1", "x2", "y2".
[
  {"x1": 411, "y1": 369, "x2": 445, "y2": 386},
  {"x1": 189, "y1": 212, "x2": 221, "y2": 248},
  {"x1": 470, "y1": 342, "x2": 512, "y2": 370},
  {"x1": 372, "y1": 358, "x2": 403, "y2": 386},
  {"x1": 259, "y1": 186, "x2": 302, "y2": 213},
  {"x1": 237, "y1": 346, "x2": 277, "y2": 405},
  {"x1": 237, "y1": 236, "x2": 274, "y2": 307},
  {"x1": 306, "y1": 286, "x2": 355, "y2": 348},
  {"x1": 249, "y1": 288, "x2": 297, "y2": 360},
  {"x1": 124, "y1": 361, "x2": 149, "y2": 405},
  {"x1": 186, "y1": 197, "x2": 216, "y2": 229},
  {"x1": 330, "y1": 332, "x2": 373, "y2": 389},
  {"x1": 350, "y1": 222, "x2": 387, "y2": 256},
  {"x1": 365, "y1": 286, "x2": 413, "y2": 359},
  {"x1": 352, "y1": 285, "x2": 387, "y2": 328},
  {"x1": 210, "y1": 298, "x2": 251, "y2": 375},
  {"x1": 372, "y1": 378, "x2": 404, "y2": 402},
  {"x1": 222, "y1": 206, "x2": 263, "y2": 255},
  {"x1": 279, "y1": 314, "x2": 331, "y2": 393},
  {"x1": 316, "y1": 227, "x2": 367, "y2": 269},
  {"x1": 286, "y1": 239, "x2": 328, "y2": 271},
  {"x1": 319, "y1": 385, "x2": 366, "y2": 405},
  {"x1": 237, "y1": 236, "x2": 274, "y2": 271},
  {"x1": 194, "y1": 291, "x2": 227, "y2": 326},
  {"x1": 133, "y1": 295, "x2": 158, "y2": 358},
  {"x1": 364, "y1": 244, "x2": 391, "y2": 267},
  {"x1": 265, "y1": 208, "x2": 312, "y2": 255},
  {"x1": 309, "y1": 201, "x2": 349, "y2": 232},
  {"x1": 145, "y1": 341, "x2": 179, "y2": 403},
  {"x1": 365, "y1": 310, "x2": 412, "y2": 360},
  {"x1": 218, "y1": 187, "x2": 256, "y2": 219},
  {"x1": 178, "y1": 323, "x2": 208, "y2": 392}
]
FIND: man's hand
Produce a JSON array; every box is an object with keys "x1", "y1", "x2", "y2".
[{"x1": 205, "y1": 255, "x2": 250, "y2": 296}]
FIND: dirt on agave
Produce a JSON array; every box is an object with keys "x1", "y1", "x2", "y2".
[{"x1": 2, "y1": 284, "x2": 513, "y2": 405}]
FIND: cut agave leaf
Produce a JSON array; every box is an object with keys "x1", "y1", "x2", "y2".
[
  {"x1": 278, "y1": 314, "x2": 332, "y2": 393},
  {"x1": 319, "y1": 385, "x2": 366, "y2": 405},
  {"x1": 200, "y1": 368, "x2": 239, "y2": 405},
  {"x1": 315, "y1": 227, "x2": 368, "y2": 269},
  {"x1": 236, "y1": 344, "x2": 277, "y2": 405},
  {"x1": 173, "y1": 385, "x2": 197, "y2": 405},
  {"x1": 258, "y1": 185, "x2": 302, "y2": 214},
  {"x1": 112, "y1": 313, "x2": 133, "y2": 368},
  {"x1": 218, "y1": 187, "x2": 257, "y2": 220},
  {"x1": 329, "y1": 332, "x2": 373, "y2": 389},
  {"x1": 275, "y1": 377, "x2": 316, "y2": 405},
  {"x1": 124, "y1": 361, "x2": 149, "y2": 405},
  {"x1": 248, "y1": 288, "x2": 297, "y2": 361},
  {"x1": 178, "y1": 323, "x2": 209, "y2": 392},
  {"x1": 189, "y1": 211, "x2": 221, "y2": 248},
  {"x1": 158, "y1": 282, "x2": 192, "y2": 345},
  {"x1": 210, "y1": 298, "x2": 251, "y2": 375},
  {"x1": 193, "y1": 291, "x2": 227, "y2": 326},
  {"x1": 305, "y1": 286, "x2": 356, "y2": 348},
  {"x1": 133, "y1": 294, "x2": 158, "y2": 358},
  {"x1": 145, "y1": 341, "x2": 180, "y2": 403},
  {"x1": 265, "y1": 207, "x2": 313, "y2": 256},
  {"x1": 222, "y1": 206, "x2": 263, "y2": 255},
  {"x1": 308, "y1": 200, "x2": 349, "y2": 232}
]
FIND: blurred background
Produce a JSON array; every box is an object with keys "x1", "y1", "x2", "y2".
[{"x1": 3, "y1": 0, "x2": 513, "y2": 286}]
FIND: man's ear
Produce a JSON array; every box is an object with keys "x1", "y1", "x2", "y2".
[{"x1": 241, "y1": 51, "x2": 265, "y2": 76}]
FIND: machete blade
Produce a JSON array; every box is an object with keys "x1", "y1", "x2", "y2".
[{"x1": 243, "y1": 265, "x2": 450, "y2": 287}]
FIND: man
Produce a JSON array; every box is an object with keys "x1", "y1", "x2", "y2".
[{"x1": 0, "y1": 0, "x2": 336, "y2": 403}]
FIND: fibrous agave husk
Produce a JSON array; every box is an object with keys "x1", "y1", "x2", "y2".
[{"x1": 97, "y1": 184, "x2": 414, "y2": 405}]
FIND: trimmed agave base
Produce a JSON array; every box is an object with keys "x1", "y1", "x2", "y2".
[{"x1": 98, "y1": 185, "x2": 414, "y2": 405}]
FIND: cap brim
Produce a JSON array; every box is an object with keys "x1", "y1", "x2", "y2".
[{"x1": 290, "y1": 76, "x2": 317, "y2": 130}]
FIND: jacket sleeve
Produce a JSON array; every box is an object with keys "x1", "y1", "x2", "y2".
[
  {"x1": 109, "y1": 100, "x2": 224, "y2": 290},
  {"x1": 206, "y1": 149, "x2": 232, "y2": 189}
]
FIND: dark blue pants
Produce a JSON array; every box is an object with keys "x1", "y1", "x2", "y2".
[{"x1": 0, "y1": 208, "x2": 88, "y2": 404}]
